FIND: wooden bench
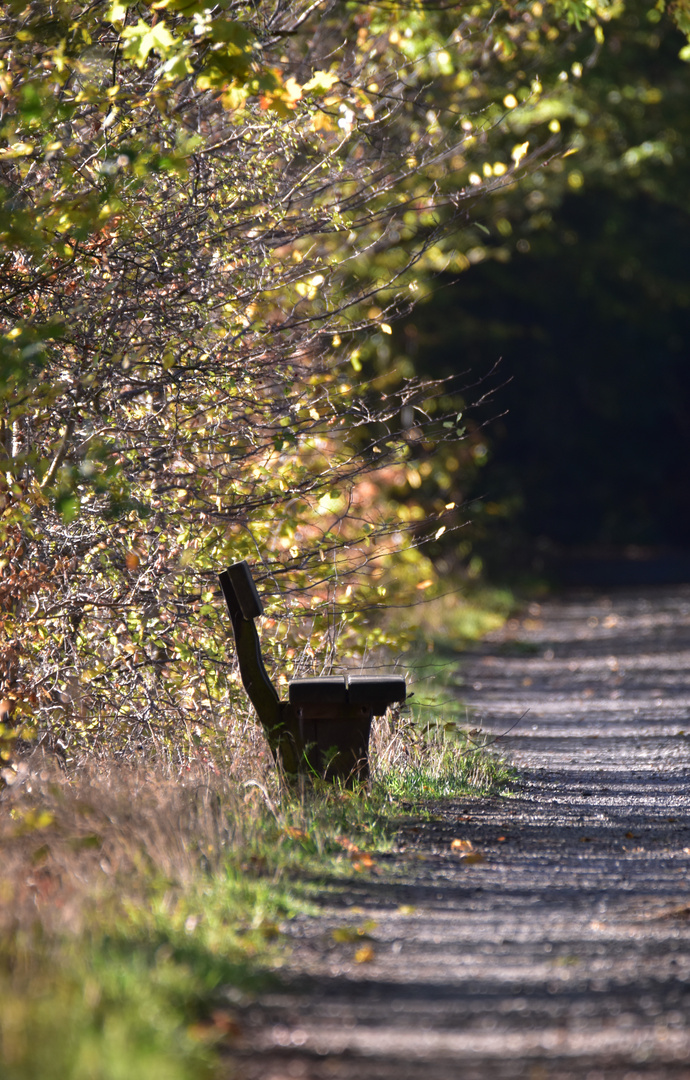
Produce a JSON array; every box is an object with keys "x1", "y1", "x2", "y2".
[{"x1": 219, "y1": 561, "x2": 406, "y2": 783}]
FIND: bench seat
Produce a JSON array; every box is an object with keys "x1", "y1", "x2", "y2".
[{"x1": 288, "y1": 675, "x2": 406, "y2": 716}]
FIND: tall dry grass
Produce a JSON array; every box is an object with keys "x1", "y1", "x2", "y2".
[
  {"x1": 0, "y1": 741, "x2": 284, "y2": 936},
  {"x1": 1, "y1": 701, "x2": 507, "y2": 936}
]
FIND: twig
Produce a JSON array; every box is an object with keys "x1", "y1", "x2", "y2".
[{"x1": 460, "y1": 709, "x2": 530, "y2": 757}]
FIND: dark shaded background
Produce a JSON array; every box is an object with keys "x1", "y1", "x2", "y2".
[{"x1": 409, "y1": 189, "x2": 690, "y2": 585}]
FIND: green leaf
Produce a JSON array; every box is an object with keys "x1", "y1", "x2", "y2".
[{"x1": 121, "y1": 19, "x2": 179, "y2": 67}]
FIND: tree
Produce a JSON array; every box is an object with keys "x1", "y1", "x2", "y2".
[{"x1": 2, "y1": 0, "x2": 645, "y2": 764}]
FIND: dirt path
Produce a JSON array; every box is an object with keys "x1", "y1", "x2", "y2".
[{"x1": 224, "y1": 587, "x2": 690, "y2": 1079}]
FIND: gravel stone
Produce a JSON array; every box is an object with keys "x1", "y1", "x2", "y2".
[{"x1": 224, "y1": 587, "x2": 690, "y2": 1079}]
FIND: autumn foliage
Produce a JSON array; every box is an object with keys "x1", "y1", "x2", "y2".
[{"x1": 2, "y1": 0, "x2": 690, "y2": 767}]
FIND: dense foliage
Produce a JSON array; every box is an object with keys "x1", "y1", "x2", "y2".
[{"x1": 2, "y1": 0, "x2": 690, "y2": 763}]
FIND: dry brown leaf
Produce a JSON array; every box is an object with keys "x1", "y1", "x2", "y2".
[
  {"x1": 284, "y1": 826, "x2": 309, "y2": 841},
  {"x1": 335, "y1": 835, "x2": 360, "y2": 854},
  {"x1": 352, "y1": 856, "x2": 376, "y2": 872}
]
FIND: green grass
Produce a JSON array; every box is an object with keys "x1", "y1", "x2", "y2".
[
  {"x1": 395, "y1": 584, "x2": 515, "y2": 652},
  {"x1": 376, "y1": 753, "x2": 515, "y2": 802}
]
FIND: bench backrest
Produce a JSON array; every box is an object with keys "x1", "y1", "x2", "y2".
[{"x1": 218, "y1": 561, "x2": 281, "y2": 731}]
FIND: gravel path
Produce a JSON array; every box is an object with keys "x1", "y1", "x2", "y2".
[{"x1": 224, "y1": 587, "x2": 690, "y2": 1079}]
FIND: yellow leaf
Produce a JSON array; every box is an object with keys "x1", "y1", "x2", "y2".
[
  {"x1": 107, "y1": 0, "x2": 128, "y2": 27},
  {"x1": 12, "y1": 808, "x2": 55, "y2": 834},
  {"x1": 355, "y1": 945, "x2": 375, "y2": 963},
  {"x1": 511, "y1": 141, "x2": 530, "y2": 166},
  {"x1": 380, "y1": 323, "x2": 392, "y2": 334},
  {"x1": 304, "y1": 71, "x2": 340, "y2": 93},
  {"x1": 284, "y1": 77, "x2": 303, "y2": 103}
]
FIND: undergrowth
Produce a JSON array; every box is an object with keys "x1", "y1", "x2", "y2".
[{"x1": 0, "y1": 657, "x2": 514, "y2": 1079}]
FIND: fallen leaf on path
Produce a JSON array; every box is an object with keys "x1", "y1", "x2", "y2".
[
  {"x1": 355, "y1": 945, "x2": 375, "y2": 963},
  {"x1": 451, "y1": 838, "x2": 474, "y2": 852},
  {"x1": 397, "y1": 904, "x2": 416, "y2": 915},
  {"x1": 352, "y1": 855, "x2": 375, "y2": 871},
  {"x1": 450, "y1": 839, "x2": 485, "y2": 863},
  {"x1": 335, "y1": 836, "x2": 376, "y2": 869},
  {"x1": 332, "y1": 920, "x2": 377, "y2": 944}
]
